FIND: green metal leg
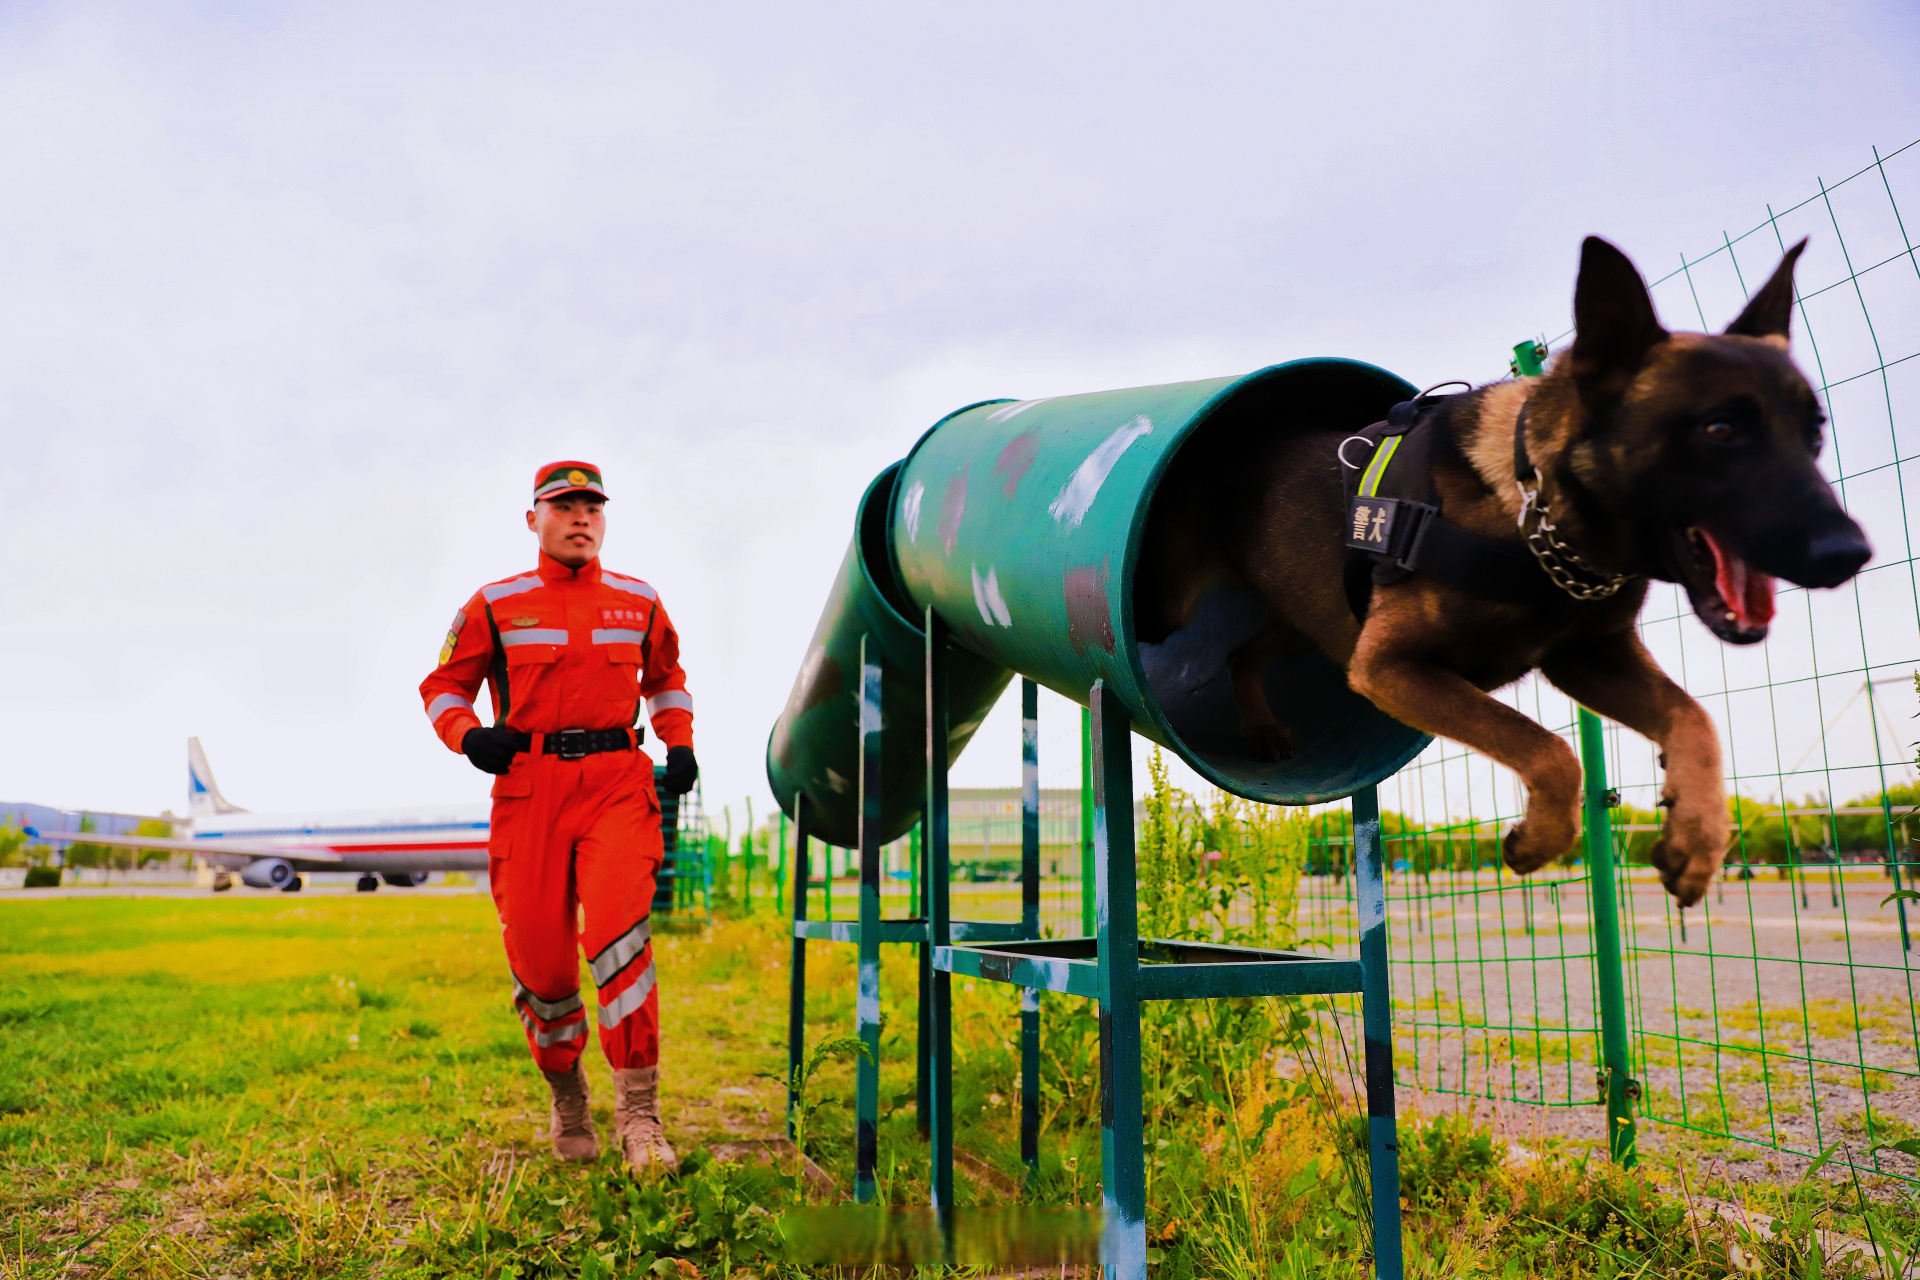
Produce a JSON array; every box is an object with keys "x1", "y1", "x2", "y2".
[
  {"x1": 926, "y1": 608, "x2": 955, "y2": 1212},
  {"x1": 1091, "y1": 681, "x2": 1146, "y2": 1280},
  {"x1": 786, "y1": 795, "x2": 810, "y2": 1140},
  {"x1": 1080, "y1": 704, "x2": 1095, "y2": 937},
  {"x1": 1021, "y1": 677, "x2": 1042, "y2": 1174},
  {"x1": 916, "y1": 812, "x2": 932, "y2": 1139},
  {"x1": 1578, "y1": 708, "x2": 1638, "y2": 1166},
  {"x1": 1353, "y1": 786, "x2": 1405, "y2": 1280},
  {"x1": 855, "y1": 637, "x2": 883, "y2": 1202}
]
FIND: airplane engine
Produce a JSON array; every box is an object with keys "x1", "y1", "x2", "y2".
[{"x1": 240, "y1": 858, "x2": 295, "y2": 890}]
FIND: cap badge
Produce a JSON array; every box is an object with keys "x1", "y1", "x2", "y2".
[{"x1": 567, "y1": 469, "x2": 589, "y2": 486}]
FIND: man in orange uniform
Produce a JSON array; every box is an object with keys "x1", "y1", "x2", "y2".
[{"x1": 420, "y1": 461, "x2": 697, "y2": 1173}]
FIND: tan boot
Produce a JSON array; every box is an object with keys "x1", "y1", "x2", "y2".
[
  {"x1": 611, "y1": 1065, "x2": 678, "y2": 1174},
  {"x1": 541, "y1": 1060, "x2": 600, "y2": 1162}
]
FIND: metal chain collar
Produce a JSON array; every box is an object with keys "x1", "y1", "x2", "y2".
[{"x1": 1516, "y1": 480, "x2": 1631, "y2": 600}]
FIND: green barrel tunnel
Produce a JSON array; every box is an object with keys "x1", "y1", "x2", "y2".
[{"x1": 769, "y1": 359, "x2": 1433, "y2": 845}]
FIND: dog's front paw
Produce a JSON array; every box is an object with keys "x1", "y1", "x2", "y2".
[
  {"x1": 1501, "y1": 804, "x2": 1579, "y2": 875},
  {"x1": 1243, "y1": 723, "x2": 1295, "y2": 763},
  {"x1": 1649, "y1": 808, "x2": 1727, "y2": 908}
]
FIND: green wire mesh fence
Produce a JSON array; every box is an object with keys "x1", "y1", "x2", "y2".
[{"x1": 1297, "y1": 135, "x2": 1920, "y2": 1185}]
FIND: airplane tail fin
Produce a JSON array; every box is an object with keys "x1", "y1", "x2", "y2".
[{"x1": 187, "y1": 737, "x2": 247, "y2": 818}]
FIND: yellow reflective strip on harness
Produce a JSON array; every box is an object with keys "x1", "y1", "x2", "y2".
[{"x1": 1358, "y1": 434, "x2": 1401, "y2": 498}]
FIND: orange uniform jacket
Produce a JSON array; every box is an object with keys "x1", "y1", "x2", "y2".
[{"x1": 420, "y1": 552, "x2": 694, "y2": 757}]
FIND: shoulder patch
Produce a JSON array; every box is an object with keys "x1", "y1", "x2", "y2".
[{"x1": 438, "y1": 609, "x2": 468, "y2": 665}]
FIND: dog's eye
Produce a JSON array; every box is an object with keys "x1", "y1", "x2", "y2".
[{"x1": 1702, "y1": 420, "x2": 1737, "y2": 443}]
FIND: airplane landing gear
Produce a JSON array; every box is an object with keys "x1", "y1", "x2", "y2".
[
  {"x1": 280, "y1": 875, "x2": 304, "y2": 893},
  {"x1": 382, "y1": 872, "x2": 430, "y2": 887},
  {"x1": 211, "y1": 871, "x2": 233, "y2": 893},
  {"x1": 356, "y1": 874, "x2": 380, "y2": 893}
]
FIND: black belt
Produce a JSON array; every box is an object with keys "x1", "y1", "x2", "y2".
[{"x1": 507, "y1": 728, "x2": 642, "y2": 760}]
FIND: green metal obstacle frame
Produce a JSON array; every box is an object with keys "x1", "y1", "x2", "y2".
[
  {"x1": 770, "y1": 358, "x2": 1428, "y2": 1278},
  {"x1": 782, "y1": 672, "x2": 1047, "y2": 1202}
]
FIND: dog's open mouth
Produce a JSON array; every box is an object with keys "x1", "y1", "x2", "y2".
[{"x1": 1675, "y1": 526, "x2": 1776, "y2": 643}]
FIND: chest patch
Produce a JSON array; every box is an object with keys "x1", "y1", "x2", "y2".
[
  {"x1": 601, "y1": 607, "x2": 648, "y2": 628},
  {"x1": 509, "y1": 616, "x2": 543, "y2": 628}
]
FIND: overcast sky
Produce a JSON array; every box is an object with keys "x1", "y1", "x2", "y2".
[{"x1": 2, "y1": 0, "x2": 1916, "y2": 824}]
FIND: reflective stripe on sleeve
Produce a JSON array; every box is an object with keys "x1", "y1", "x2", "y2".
[
  {"x1": 483, "y1": 576, "x2": 541, "y2": 603},
  {"x1": 588, "y1": 918, "x2": 653, "y2": 988},
  {"x1": 592, "y1": 628, "x2": 646, "y2": 645},
  {"x1": 597, "y1": 960, "x2": 657, "y2": 1029},
  {"x1": 648, "y1": 690, "x2": 693, "y2": 717},
  {"x1": 499, "y1": 628, "x2": 569, "y2": 646},
  {"x1": 512, "y1": 977, "x2": 584, "y2": 1022},
  {"x1": 426, "y1": 694, "x2": 474, "y2": 723},
  {"x1": 449, "y1": 609, "x2": 467, "y2": 634},
  {"x1": 604, "y1": 576, "x2": 657, "y2": 601}
]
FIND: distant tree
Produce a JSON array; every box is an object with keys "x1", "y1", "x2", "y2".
[
  {"x1": 132, "y1": 818, "x2": 175, "y2": 868},
  {"x1": 63, "y1": 814, "x2": 109, "y2": 870},
  {"x1": 0, "y1": 820, "x2": 24, "y2": 868}
]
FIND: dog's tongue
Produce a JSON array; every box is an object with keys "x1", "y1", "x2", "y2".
[{"x1": 1700, "y1": 528, "x2": 1776, "y2": 631}]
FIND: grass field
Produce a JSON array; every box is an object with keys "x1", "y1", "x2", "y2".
[{"x1": 3, "y1": 892, "x2": 1918, "y2": 1278}]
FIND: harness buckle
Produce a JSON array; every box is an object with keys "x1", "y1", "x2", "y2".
[{"x1": 553, "y1": 728, "x2": 591, "y2": 760}]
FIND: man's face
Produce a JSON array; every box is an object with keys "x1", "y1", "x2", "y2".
[{"x1": 526, "y1": 494, "x2": 606, "y2": 566}]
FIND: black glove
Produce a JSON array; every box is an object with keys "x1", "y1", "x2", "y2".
[
  {"x1": 661, "y1": 745, "x2": 698, "y2": 796},
  {"x1": 462, "y1": 726, "x2": 521, "y2": 776}
]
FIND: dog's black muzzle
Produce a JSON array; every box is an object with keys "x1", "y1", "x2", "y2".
[{"x1": 1748, "y1": 508, "x2": 1872, "y2": 589}]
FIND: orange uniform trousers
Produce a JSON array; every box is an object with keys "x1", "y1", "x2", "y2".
[{"x1": 488, "y1": 739, "x2": 663, "y2": 1073}]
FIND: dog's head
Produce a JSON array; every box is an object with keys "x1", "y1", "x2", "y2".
[{"x1": 1555, "y1": 236, "x2": 1870, "y2": 644}]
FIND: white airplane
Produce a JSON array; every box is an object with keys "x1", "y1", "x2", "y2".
[{"x1": 30, "y1": 739, "x2": 490, "y2": 892}]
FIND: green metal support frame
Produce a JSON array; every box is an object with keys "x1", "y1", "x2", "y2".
[
  {"x1": 784, "y1": 633, "x2": 1046, "y2": 1202},
  {"x1": 855, "y1": 638, "x2": 882, "y2": 1202},
  {"x1": 929, "y1": 679, "x2": 1405, "y2": 1280},
  {"x1": 1081, "y1": 706, "x2": 1095, "y2": 938}
]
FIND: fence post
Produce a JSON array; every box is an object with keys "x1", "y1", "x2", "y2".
[
  {"x1": 1578, "y1": 708, "x2": 1638, "y2": 1167},
  {"x1": 1515, "y1": 336, "x2": 1637, "y2": 1165}
]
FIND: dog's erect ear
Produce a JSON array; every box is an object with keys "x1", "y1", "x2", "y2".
[
  {"x1": 1569, "y1": 236, "x2": 1668, "y2": 401},
  {"x1": 1724, "y1": 238, "x2": 1807, "y2": 341}
]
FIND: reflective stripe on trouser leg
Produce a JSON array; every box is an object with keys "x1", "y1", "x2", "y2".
[
  {"x1": 511, "y1": 972, "x2": 589, "y2": 1062},
  {"x1": 588, "y1": 917, "x2": 653, "y2": 988},
  {"x1": 594, "y1": 939, "x2": 659, "y2": 1070}
]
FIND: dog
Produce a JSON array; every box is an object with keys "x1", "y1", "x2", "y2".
[{"x1": 1136, "y1": 236, "x2": 1871, "y2": 906}]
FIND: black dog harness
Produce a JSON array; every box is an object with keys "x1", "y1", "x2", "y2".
[{"x1": 1340, "y1": 390, "x2": 1569, "y2": 619}]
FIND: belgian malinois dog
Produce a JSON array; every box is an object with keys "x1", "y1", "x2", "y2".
[{"x1": 1138, "y1": 237, "x2": 1871, "y2": 906}]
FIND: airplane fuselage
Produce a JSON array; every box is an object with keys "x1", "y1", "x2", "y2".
[{"x1": 192, "y1": 804, "x2": 491, "y2": 873}]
